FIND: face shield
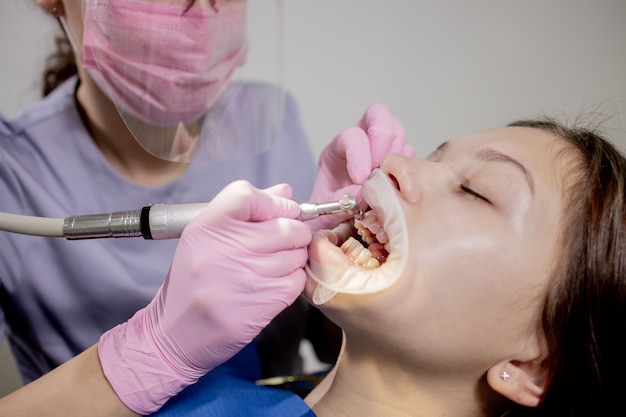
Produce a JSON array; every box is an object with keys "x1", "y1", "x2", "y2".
[{"x1": 75, "y1": 0, "x2": 285, "y2": 162}]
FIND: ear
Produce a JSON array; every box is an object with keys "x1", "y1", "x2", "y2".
[
  {"x1": 35, "y1": 0, "x2": 65, "y2": 17},
  {"x1": 487, "y1": 359, "x2": 548, "y2": 407}
]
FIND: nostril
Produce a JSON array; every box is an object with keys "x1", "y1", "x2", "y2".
[{"x1": 387, "y1": 173, "x2": 400, "y2": 191}]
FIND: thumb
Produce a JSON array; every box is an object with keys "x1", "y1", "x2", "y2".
[
  {"x1": 339, "y1": 128, "x2": 373, "y2": 185},
  {"x1": 201, "y1": 181, "x2": 297, "y2": 223},
  {"x1": 262, "y1": 183, "x2": 294, "y2": 200},
  {"x1": 248, "y1": 185, "x2": 301, "y2": 222}
]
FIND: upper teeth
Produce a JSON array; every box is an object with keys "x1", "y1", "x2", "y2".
[
  {"x1": 339, "y1": 210, "x2": 390, "y2": 269},
  {"x1": 355, "y1": 210, "x2": 389, "y2": 248}
]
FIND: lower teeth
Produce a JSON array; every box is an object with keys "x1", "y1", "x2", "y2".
[{"x1": 340, "y1": 236, "x2": 385, "y2": 269}]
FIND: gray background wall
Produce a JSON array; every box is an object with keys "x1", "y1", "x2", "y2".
[{"x1": 1, "y1": 0, "x2": 626, "y2": 396}]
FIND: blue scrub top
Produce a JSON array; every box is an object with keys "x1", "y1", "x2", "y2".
[{"x1": 153, "y1": 344, "x2": 316, "y2": 417}]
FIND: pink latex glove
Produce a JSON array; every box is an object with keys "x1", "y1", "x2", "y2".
[
  {"x1": 307, "y1": 103, "x2": 416, "y2": 232},
  {"x1": 98, "y1": 181, "x2": 312, "y2": 415}
]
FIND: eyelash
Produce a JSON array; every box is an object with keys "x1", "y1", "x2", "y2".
[{"x1": 459, "y1": 184, "x2": 491, "y2": 204}]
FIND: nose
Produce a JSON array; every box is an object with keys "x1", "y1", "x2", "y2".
[{"x1": 379, "y1": 153, "x2": 437, "y2": 204}]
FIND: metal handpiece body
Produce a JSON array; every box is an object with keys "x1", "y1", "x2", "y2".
[
  {"x1": 298, "y1": 194, "x2": 363, "y2": 221},
  {"x1": 60, "y1": 195, "x2": 362, "y2": 240}
]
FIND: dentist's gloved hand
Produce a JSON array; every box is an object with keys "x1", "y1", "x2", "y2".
[
  {"x1": 307, "y1": 103, "x2": 416, "y2": 232},
  {"x1": 98, "y1": 181, "x2": 312, "y2": 415}
]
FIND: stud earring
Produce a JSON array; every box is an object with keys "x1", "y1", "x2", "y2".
[
  {"x1": 48, "y1": 3, "x2": 59, "y2": 16},
  {"x1": 500, "y1": 371, "x2": 510, "y2": 381}
]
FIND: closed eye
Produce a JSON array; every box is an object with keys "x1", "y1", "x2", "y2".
[{"x1": 460, "y1": 184, "x2": 491, "y2": 204}]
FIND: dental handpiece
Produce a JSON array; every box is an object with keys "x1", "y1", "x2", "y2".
[
  {"x1": 298, "y1": 194, "x2": 364, "y2": 221},
  {"x1": 63, "y1": 195, "x2": 363, "y2": 239},
  {"x1": 0, "y1": 194, "x2": 364, "y2": 240}
]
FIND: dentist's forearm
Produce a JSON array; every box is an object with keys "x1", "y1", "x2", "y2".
[{"x1": 0, "y1": 344, "x2": 139, "y2": 417}]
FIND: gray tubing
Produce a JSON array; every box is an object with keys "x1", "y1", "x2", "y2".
[{"x1": 0, "y1": 212, "x2": 64, "y2": 237}]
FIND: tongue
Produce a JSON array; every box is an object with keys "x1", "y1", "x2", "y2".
[{"x1": 367, "y1": 242, "x2": 388, "y2": 264}]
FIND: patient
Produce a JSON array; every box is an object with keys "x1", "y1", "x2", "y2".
[{"x1": 156, "y1": 116, "x2": 626, "y2": 416}]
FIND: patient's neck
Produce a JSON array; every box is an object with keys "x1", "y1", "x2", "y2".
[{"x1": 305, "y1": 341, "x2": 490, "y2": 417}]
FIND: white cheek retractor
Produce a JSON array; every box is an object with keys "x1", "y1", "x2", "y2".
[{"x1": 306, "y1": 168, "x2": 409, "y2": 305}]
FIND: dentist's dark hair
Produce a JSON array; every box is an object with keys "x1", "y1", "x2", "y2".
[
  {"x1": 42, "y1": 34, "x2": 76, "y2": 97},
  {"x1": 506, "y1": 117, "x2": 626, "y2": 416}
]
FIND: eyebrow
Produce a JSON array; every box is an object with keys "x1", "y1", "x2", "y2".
[
  {"x1": 435, "y1": 141, "x2": 535, "y2": 195},
  {"x1": 477, "y1": 148, "x2": 535, "y2": 194}
]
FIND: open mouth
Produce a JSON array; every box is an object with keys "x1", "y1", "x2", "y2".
[
  {"x1": 340, "y1": 209, "x2": 389, "y2": 269},
  {"x1": 306, "y1": 168, "x2": 407, "y2": 305}
]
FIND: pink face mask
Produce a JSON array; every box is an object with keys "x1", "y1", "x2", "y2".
[{"x1": 82, "y1": 0, "x2": 248, "y2": 126}]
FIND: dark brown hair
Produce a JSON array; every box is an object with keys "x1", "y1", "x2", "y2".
[
  {"x1": 42, "y1": 34, "x2": 77, "y2": 97},
  {"x1": 508, "y1": 117, "x2": 626, "y2": 416}
]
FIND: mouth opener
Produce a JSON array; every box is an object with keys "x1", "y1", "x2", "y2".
[{"x1": 299, "y1": 194, "x2": 364, "y2": 221}]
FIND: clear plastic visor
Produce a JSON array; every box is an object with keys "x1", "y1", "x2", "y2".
[{"x1": 80, "y1": 0, "x2": 285, "y2": 162}]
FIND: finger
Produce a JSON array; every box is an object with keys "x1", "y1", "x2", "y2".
[
  {"x1": 384, "y1": 116, "x2": 409, "y2": 156},
  {"x1": 402, "y1": 142, "x2": 417, "y2": 158},
  {"x1": 227, "y1": 218, "x2": 312, "y2": 253},
  {"x1": 339, "y1": 128, "x2": 374, "y2": 185},
  {"x1": 247, "y1": 269, "x2": 308, "y2": 317},
  {"x1": 207, "y1": 180, "x2": 257, "y2": 221},
  {"x1": 258, "y1": 268, "x2": 308, "y2": 302},
  {"x1": 358, "y1": 104, "x2": 399, "y2": 167},
  {"x1": 357, "y1": 103, "x2": 392, "y2": 131},
  {"x1": 250, "y1": 184, "x2": 302, "y2": 221},
  {"x1": 262, "y1": 183, "x2": 293, "y2": 199},
  {"x1": 241, "y1": 248, "x2": 309, "y2": 278},
  {"x1": 219, "y1": 182, "x2": 301, "y2": 222}
]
